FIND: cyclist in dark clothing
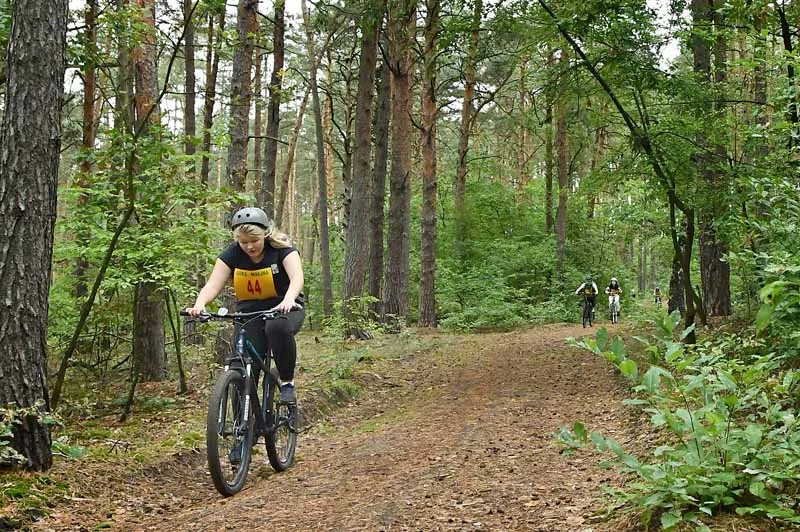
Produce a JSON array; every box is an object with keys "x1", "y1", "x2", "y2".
[
  {"x1": 186, "y1": 207, "x2": 305, "y2": 404},
  {"x1": 574, "y1": 275, "x2": 598, "y2": 316}
]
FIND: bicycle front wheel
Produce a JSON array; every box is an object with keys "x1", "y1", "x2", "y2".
[
  {"x1": 207, "y1": 369, "x2": 254, "y2": 496},
  {"x1": 265, "y1": 373, "x2": 297, "y2": 472}
]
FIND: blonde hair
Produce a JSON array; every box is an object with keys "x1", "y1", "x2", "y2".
[{"x1": 233, "y1": 223, "x2": 292, "y2": 249}]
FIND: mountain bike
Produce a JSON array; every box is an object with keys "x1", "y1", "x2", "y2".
[
  {"x1": 181, "y1": 307, "x2": 299, "y2": 496},
  {"x1": 580, "y1": 293, "x2": 594, "y2": 328},
  {"x1": 654, "y1": 294, "x2": 662, "y2": 308},
  {"x1": 607, "y1": 291, "x2": 621, "y2": 324}
]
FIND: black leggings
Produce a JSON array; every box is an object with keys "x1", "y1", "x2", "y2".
[{"x1": 242, "y1": 308, "x2": 305, "y2": 381}]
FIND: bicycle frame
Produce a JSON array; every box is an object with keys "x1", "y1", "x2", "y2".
[{"x1": 223, "y1": 315, "x2": 281, "y2": 437}]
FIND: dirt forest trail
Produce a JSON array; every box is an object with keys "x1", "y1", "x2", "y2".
[{"x1": 36, "y1": 323, "x2": 641, "y2": 532}]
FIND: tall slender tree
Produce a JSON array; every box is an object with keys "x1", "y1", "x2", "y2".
[
  {"x1": 200, "y1": 7, "x2": 224, "y2": 188},
  {"x1": 418, "y1": 0, "x2": 439, "y2": 327},
  {"x1": 698, "y1": 0, "x2": 732, "y2": 316},
  {"x1": 369, "y1": 60, "x2": 391, "y2": 319},
  {"x1": 383, "y1": 0, "x2": 417, "y2": 322},
  {"x1": 0, "y1": 0, "x2": 69, "y2": 470},
  {"x1": 132, "y1": 0, "x2": 166, "y2": 381},
  {"x1": 344, "y1": 0, "x2": 385, "y2": 335},
  {"x1": 554, "y1": 48, "x2": 569, "y2": 275},
  {"x1": 302, "y1": 0, "x2": 333, "y2": 316},
  {"x1": 261, "y1": 0, "x2": 285, "y2": 218},
  {"x1": 453, "y1": 0, "x2": 482, "y2": 262},
  {"x1": 227, "y1": 0, "x2": 258, "y2": 196}
]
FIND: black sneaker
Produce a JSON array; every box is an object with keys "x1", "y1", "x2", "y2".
[{"x1": 280, "y1": 383, "x2": 297, "y2": 404}]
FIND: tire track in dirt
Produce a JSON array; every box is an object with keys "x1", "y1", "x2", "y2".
[{"x1": 106, "y1": 323, "x2": 636, "y2": 532}]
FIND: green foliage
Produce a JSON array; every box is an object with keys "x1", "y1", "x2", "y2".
[
  {"x1": 0, "y1": 402, "x2": 60, "y2": 466},
  {"x1": 51, "y1": 436, "x2": 88, "y2": 461},
  {"x1": 562, "y1": 318, "x2": 800, "y2": 528},
  {"x1": 437, "y1": 262, "x2": 532, "y2": 331},
  {"x1": 49, "y1": 126, "x2": 239, "y2": 381},
  {"x1": 320, "y1": 295, "x2": 386, "y2": 338}
]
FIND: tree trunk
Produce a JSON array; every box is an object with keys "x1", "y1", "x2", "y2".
[
  {"x1": 777, "y1": 5, "x2": 799, "y2": 141},
  {"x1": 132, "y1": 0, "x2": 166, "y2": 381},
  {"x1": 383, "y1": 0, "x2": 417, "y2": 324},
  {"x1": 183, "y1": 0, "x2": 196, "y2": 165},
  {"x1": 301, "y1": 0, "x2": 333, "y2": 316},
  {"x1": 261, "y1": 0, "x2": 285, "y2": 218},
  {"x1": 0, "y1": 0, "x2": 68, "y2": 471},
  {"x1": 544, "y1": 103, "x2": 554, "y2": 234},
  {"x1": 555, "y1": 49, "x2": 569, "y2": 275},
  {"x1": 694, "y1": 0, "x2": 731, "y2": 317},
  {"x1": 344, "y1": 0, "x2": 384, "y2": 335},
  {"x1": 418, "y1": 0, "x2": 439, "y2": 327},
  {"x1": 134, "y1": 282, "x2": 166, "y2": 380},
  {"x1": 637, "y1": 241, "x2": 644, "y2": 294},
  {"x1": 323, "y1": 55, "x2": 337, "y2": 223},
  {"x1": 369, "y1": 61, "x2": 391, "y2": 319},
  {"x1": 517, "y1": 56, "x2": 527, "y2": 188},
  {"x1": 668, "y1": 250, "x2": 685, "y2": 315},
  {"x1": 227, "y1": 0, "x2": 258, "y2": 195},
  {"x1": 276, "y1": 89, "x2": 309, "y2": 226},
  {"x1": 200, "y1": 9, "x2": 224, "y2": 189},
  {"x1": 252, "y1": 51, "x2": 263, "y2": 197},
  {"x1": 453, "y1": 0, "x2": 481, "y2": 262},
  {"x1": 74, "y1": 0, "x2": 98, "y2": 300},
  {"x1": 115, "y1": 0, "x2": 134, "y2": 134}
]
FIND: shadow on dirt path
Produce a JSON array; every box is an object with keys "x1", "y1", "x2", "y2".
[{"x1": 34, "y1": 323, "x2": 639, "y2": 532}]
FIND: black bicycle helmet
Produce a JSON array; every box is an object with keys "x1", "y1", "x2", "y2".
[{"x1": 231, "y1": 207, "x2": 271, "y2": 230}]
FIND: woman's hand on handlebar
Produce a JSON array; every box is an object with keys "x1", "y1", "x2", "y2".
[
  {"x1": 272, "y1": 297, "x2": 298, "y2": 314},
  {"x1": 184, "y1": 304, "x2": 206, "y2": 317}
]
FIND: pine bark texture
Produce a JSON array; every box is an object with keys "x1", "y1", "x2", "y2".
[
  {"x1": 0, "y1": 0, "x2": 69, "y2": 470},
  {"x1": 383, "y1": 0, "x2": 416, "y2": 322},
  {"x1": 227, "y1": 0, "x2": 258, "y2": 195},
  {"x1": 418, "y1": 0, "x2": 439, "y2": 327},
  {"x1": 132, "y1": 0, "x2": 166, "y2": 381},
  {"x1": 302, "y1": 0, "x2": 333, "y2": 316},
  {"x1": 699, "y1": 2, "x2": 731, "y2": 317},
  {"x1": 183, "y1": 0, "x2": 196, "y2": 163},
  {"x1": 261, "y1": 0, "x2": 285, "y2": 218},
  {"x1": 200, "y1": 10, "x2": 224, "y2": 188},
  {"x1": 344, "y1": 0, "x2": 383, "y2": 329},
  {"x1": 369, "y1": 62, "x2": 391, "y2": 319}
]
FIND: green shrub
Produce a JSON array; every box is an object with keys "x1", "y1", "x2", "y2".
[{"x1": 560, "y1": 313, "x2": 800, "y2": 529}]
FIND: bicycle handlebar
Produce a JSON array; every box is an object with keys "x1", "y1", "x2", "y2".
[{"x1": 180, "y1": 305, "x2": 302, "y2": 324}]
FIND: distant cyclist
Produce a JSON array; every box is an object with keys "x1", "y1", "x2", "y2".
[
  {"x1": 654, "y1": 286, "x2": 663, "y2": 307},
  {"x1": 574, "y1": 275, "x2": 598, "y2": 315},
  {"x1": 605, "y1": 277, "x2": 622, "y2": 316}
]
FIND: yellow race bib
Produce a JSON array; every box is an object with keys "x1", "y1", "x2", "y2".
[{"x1": 233, "y1": 267, "x2": 278, "y2": 301}]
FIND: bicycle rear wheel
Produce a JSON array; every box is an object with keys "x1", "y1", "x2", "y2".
[
  {"x1": 207, "y1": 369, "x2": 254, "y2": 496},
  {"x1": 265, "y1": 372, "x2": 297, "y2": 472}
]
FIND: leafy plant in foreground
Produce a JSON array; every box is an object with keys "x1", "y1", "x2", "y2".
[{"x1": 560, "y1": 312, "x2": 800, "y2": 530}]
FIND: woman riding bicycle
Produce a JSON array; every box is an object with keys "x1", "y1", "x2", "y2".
[
  {"x1": 605, "y1": 277, "x2": 622, "y2": 316},
  {"x1": 186, "y1": 207, "x2": 305, "y2": 404}
]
